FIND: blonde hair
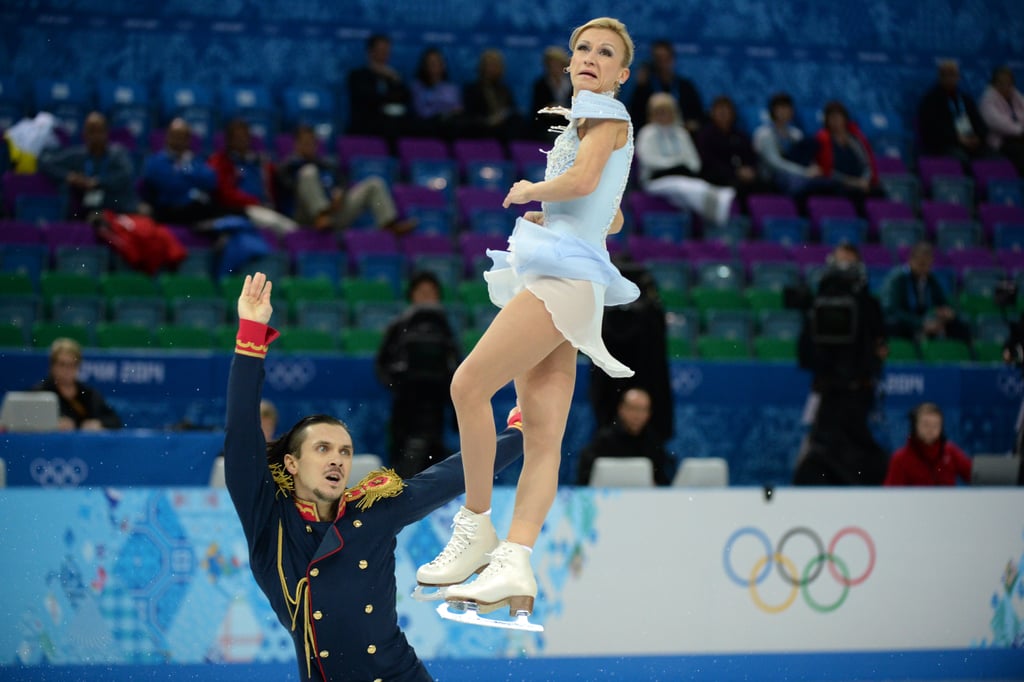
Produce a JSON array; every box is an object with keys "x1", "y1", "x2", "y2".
[
  {"x1": 647, "y1": 92, "x2": 679, "y2": 120},
  {"x1": 569, "y1": 17, "x2": 634, "y2": 68},
  {"x1": 49, "y1": 337, "x2": 82, "y2": 366}
]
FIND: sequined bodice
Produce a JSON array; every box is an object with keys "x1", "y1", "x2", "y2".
[{"x1": 542, "y1": 119, "x2": 633, "y2": 246}]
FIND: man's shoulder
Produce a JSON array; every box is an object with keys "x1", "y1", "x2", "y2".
[{"x1": 343, "y1": 467, "x2": 407, "y2": 511}]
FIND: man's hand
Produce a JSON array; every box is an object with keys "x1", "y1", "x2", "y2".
[
  {"x1": 80, "y1": 418, "x2": 103, "y2": 431},
  {"x1": 238, "y1": 272, "x2": 273, "y2": 324},
  {"x1": 523, "y1": 211, "x2": 545, "y2": 226}
]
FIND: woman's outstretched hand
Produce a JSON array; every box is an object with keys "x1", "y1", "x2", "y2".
[{"x1": 238, "y1": 272, "x2": 273, "y2": 324}]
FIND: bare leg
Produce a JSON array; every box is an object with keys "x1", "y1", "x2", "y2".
[
  {"x1": 450, "y1": 284, "x2": 568, "y2": 513},
  {"x1": 509, "y1": 339, "x2": 577, "y2": 547}
]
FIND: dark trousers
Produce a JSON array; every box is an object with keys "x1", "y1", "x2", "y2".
[
  {"x1": 389, "y1": 389, "x2": 450, "y2": 478},
  {"x1": 793, "y1": 386, "x2": 889, "y2": 486}
]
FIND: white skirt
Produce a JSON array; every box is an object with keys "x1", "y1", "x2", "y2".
[{"x1": 482, "y1": 217, "x2": 639, "y2": 378}]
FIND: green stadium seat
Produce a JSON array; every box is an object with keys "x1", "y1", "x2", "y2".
[
  {"x1": 156, "y1": 325, "x2": 217, "y2": 350},
  {"x1": 31, "y1": 321, "x2": 91, "y2": 348},
  {"x1": 957, "y1": 293, "x2": 1000, "y2": 317},
  {"x1": 460, "y1": 329, "x2": 484, "y2": 355},
  {"x1": 658, "y1": 289, "x2": 691, "y2": 312},
  {"x1": 341, "y1": 278, "x2": 394, "y2": 304},
  {"x1": 920, "y1": 339, "x2": 971, "y2": 363},
  {"x1": 972, "y1": 341, "x2": 1004, "y2": 363},
  {"x1": 99, "y1": 272, "x2": 160, "y2": 298},
  {"x1": 0, "y1": 272, "x2": 37, "y2": 295},
  {"x1": 667, "y1": 336, "x2": 694, "y2": 359},
  {"x1": 744, "y1": 287, "x2": 784, "y2": 312},
  {"x1": 0, "y1": 323, "x2": 28, "y2": 347},
  {"x1": 171, "y1": 297, "x2": 227, "y2": 329},
  {"x1": 456, "y1": 281, "x2": 491, "y2": 307},
  {"x1": 50, "y1": 294, "x2": 104, "y2": 327},
  {"x1": 295, "y1": 299, "x2": 349, "y2": 333},
  {"x1": 697, "y1": 336, "x2": 750, "y2": 360},
  {"x1": 109, "y1": 296, "x2": 167, "y2": 328},
  {"x1": 341, "y1": 328, "x2": 383, "y2": 355},
  {"x1": 886, "y1": 338, "x2": 919, "y2": 362},
  {"x1": 754, "y1": 337, "x2": 796, "y2": 361},
  {"x1": 96, "y1": 322, "x2": 153, "y2": 349},
  {"x1": 276, "y1": 328, "x2": 340, "y2": 353},
  {"x1": 160, "y1": 273, "x2": 218, "y2": 300},
  {"x1": 40, "y1": 272, "x2": 99, "y2": 302},
  {"x1": 690, "y1": 287, "x2": 747, "y2": 315}
]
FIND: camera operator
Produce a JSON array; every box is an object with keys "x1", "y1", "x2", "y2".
[{"x1": 791, "y1": 243, "x2": 891, "y2": 485}]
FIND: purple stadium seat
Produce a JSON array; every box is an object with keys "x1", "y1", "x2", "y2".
[
  {"x1": 283, "y1": 229, "x2": 341, "y2": 255},
  {"x1": 746, "y1": 194, "x2": 798, "y2": 234},
  {"x1": 681, "y1": 239, "x2": 732, "y2": 265},
  {"x1": 453, "y1": 139, "x2": 505, "y2": 169},
  {"x1": 996, "y1": 250, "x2": 1024, "y2": 272},
  {"x1": 391, "y1": 184, "x2": 448, "y2": 215},
  {"x1": 0, "y1": 221, "x2": 45, "y2": 244},
  {"x1": 401, "y1": 233, "x2": 454, "y2": 257},
  {"x1": 736, "y1": 241, "x2": 791, "y2": 267},
  {"x1": 920, "y1": 200, "x2": 970, "y2": 238},
  {"x1": 167, "y1": 225, "x2": 217, "y2": 249},
  {"x1": 790, "y1": 244, "x2": 833, "y2": 267},
  {"x1": 508, "y1": 140, "x2": 547, "y2": 171},
  {"x1": 917, "y1": 156, "x2": 963, "y2": 191},
  {"x1": 876, "y1": 156, "x2": 908, "y2": 175},
  {"x1": 627, "y1": 191, "x2": 678, "y2": 222},
  {"x1": 459, "y1": 233, "x2": 508, "y2": 272},
  {"x1": 336, "y1": 135, "x2": 389, "y2": 168},
  {"x1": 970, "y1": 159, "x2": 1018, "y2": 193},
  {"x1": 1, "y1": 172, "x2": 59, "y2": 213},
  {"x1": 865, "y1": 198, "x2": 915, "y2": 237},
  {"x1": 627, "y1": 235, "x2": 685, "y2": 262},
  {"x1": 44, "y1": 222, "x2": 98, "y2": 250},
  {"x1": 944, "y1": 247, "x2": 995, "y2": 276},
  {"x1": 979, "y1": 204, "x2": 1024, "y2": 241},
  {"x1": 859, "y1": 243, "x2": 895, "y2": 267},
  {"x1": 343, "y1": 229, "x2": 399, "y2": 256},
  {"x1": 396, "y1": 137, "x2": 449, "y2": 173},
  {"x1": 456, "y1": 186, "x2": 505, "y2": 223},
  {"x1": 806, "y1": 196, "x2": 857, "y2": 234}
]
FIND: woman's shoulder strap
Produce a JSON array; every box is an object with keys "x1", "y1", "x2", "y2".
[{"x1": 570, "y1": 90, "x2": 630, "y2": 122}]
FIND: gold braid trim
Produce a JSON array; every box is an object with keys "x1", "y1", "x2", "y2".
[
  {"x1": 269, "y1": 463, "x2": 295, "y2": 497},
  {"x1": 236, "y1": 339, "x2": 271, "y2": 352},
  {"x1": 277, "y1": 521, "x2": 314, "y2": 679},
  {"x1": 344, "y1": 468, "x2": 406, "y2": 511}
]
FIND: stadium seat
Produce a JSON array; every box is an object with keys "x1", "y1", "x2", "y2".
[
  {"x1": 645, "y1": 260, "x2": 690, "y2": 294},
  {"x1": 31, "y1": 321, "x2": 90, "y2": 348},
  {"x1": 276, "y1": 328, "x2": 339, "y2": 352},
  {"x1": 160, "y1": 274, "x2": 218, "y2": 300},
  {"x1": 920, "y1": 339, "x2": 971, "y2": 363},
  {"x1": 109, "y1": 296, "x2": 167, "y2": 328},
  {"x1": 96, "y1": 322, "x2": 152, "y2": 349},
  {"x1": 641, "y1": 211, "x2": 691, "y2": 243},
  {"x1": 153, "y1": 325, "x2": 215, "y2": 350},
  {"x1": 935, "y1": 220, "x2": 982, "y2": 251},
  {"x1": 294, "y1": 251, "x2": 347, "y2": 285},
  {"x1": 589, "y1": 457, "x2": 654, "y2": 487},
  {"x1": 351, "y1": 300, "x2": 405, "y2": 331},
  {"x1": 705, "y1": 309, "x2": 754, "y2": 342},
  {"x1": 758, "y1": 309, "x2": 803, "y2": 341},
  {"x1": 931, "y1": 176, "x2": 975, "y2": 207},
  {"x1": 886, "y1": 338, "x2": 919, "y2": 362},
  {"x1": 171, "y1": 297, "x2": 227, "y2": 330},
  {"x1": 50, "y1": 294, "x2": 103, "y2": 327},
  {"x1": 879, "y1": 219, "x2": 925, "y2": 253},
  {"x1": 341, "y1": 328, "x2": 384, "y2": 355},
  {"x1": 696, "y1": 336, "x2": 750, "y2": 360},
  {"x1": 33, "y1": 78, "x2": 91, "y2": 135},
  {"x1": 409, "y1": 253, "x2": 463, "y2": 295},
  {"x1": 0, "y1": 243, "x2": 48, "y2": 287},
  {"x1": 672, "y1": 457, "x2": 729, "y2": 487},
  {"x1": 690, "y1": 286, "x2": 746, "y2": 314},
  {"x1": 750, "y1": 262, "x2": 800, "y2": 291},
  {"x1": 53, "y1": 245, "x2": 110, "y2": 278},
  {"x1": 694, "y1": 263, "x2": 744, "y2": 291},
  {"x1": 295, "y1": 299, "x2": 349, "y2": 333},
  {"x1": 761, "y1": 216, "x2": 809, "y2": 246},
  {"x1": 820, "y1": 217, "x2": 868, "y2": 246},
  {"x1": 754, "y1": 336, "x2": 797, "y2": 360},
  {"x1": 0, "y1": 322, "x2": 27, "y2": 347}
]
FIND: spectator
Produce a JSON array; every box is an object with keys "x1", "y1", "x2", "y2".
[
  {"x1": 207, "y1": 119, "x2": 297, "y2": 235},
  {"x1": 881, "y1": 241, "x2": 971, "y2": 344},
  {"x1": 410, "y1": 46, "x2": 464, "y2": 139},
  {"x1": 752, "y1": 92, "x2": 826, "y2": 197},
  {"x1": 139, "y1": 117, "x2": 224, "y2": 225},
  {"x1": 590, "y1": 261, "x2": 674, "y2": 446},
  {"x1": 347, "y1": 33, "x2": 416, "y2": 137},
  {"x1": 814, "y1": 101, "x2": 882, "y2": 210},
  {"x1": 39, "y1": 111, "x2": 137, "y2": 218},
  {"x1": 794, "y1": 243, "x2": 889, "y2": 486},
  {"x1": 577, "y1": 387, "x2": 673, "y2": 486},
  {"x1": 277, "y1": 125, "x2": 415, "y2": 234},
  {"x1": 918, "y1": 60, "x2": 988, "y2": 161},
  {"x1": 979, "y1": 66, "x2": 1024, "y2": 175},
  {"x1": 32, "y1": 337, "x2": 121, "y2": 431},
  {"x1": 628, "y1": 39, "x2": 705, "y2": 131},
  {"x1": 695, "y1": 95, "x2": 768, "y2": 204},
  {"x1": 884, "y1": 402, "x2": 972, "y2": 486},
  {"x1": 463, "y1": 49, "x2": 526, "y2": 141},
  {"x1": 375, "y1": 271, "x2": 461, "y2": 478},
  {"x1": 530, "y1": 46, "x2": 572, "y2": 138},
  {"x1": 259, "y1": 399, "x2": 278, "y2": 442},
  {"x1": 635, "y1": 92, "x2": 734, "y2": 226}
]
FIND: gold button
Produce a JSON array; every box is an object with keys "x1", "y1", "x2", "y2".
[
  {"x1": 367, "y1": 644, "x2": 376, "y2": 654},
  {"x1": 313, "y1": 610, "x2": 323, "y2": 620},
  {"x1": 353, "y1": 520, "x2": 363, "y2": 528},
  {"x1": 358, "y1": 560, "x2": 368, "y2": 569},
  {"x1": 305, "y1": 525, "x2": 312, "y2": 534},
  {"x1": 364, "y1": 604, "x2": 373, "y2": 614},
  {"x1": 310, "y1": 568, "x2": 320, "y2": 577},
  {"x1": 319, "y1": 650, "x2": 329, "y2": 658}
]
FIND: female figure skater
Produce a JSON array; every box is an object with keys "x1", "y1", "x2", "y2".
[{"x1": 415, "y1": 16, "x2": 638, "y2": 628}]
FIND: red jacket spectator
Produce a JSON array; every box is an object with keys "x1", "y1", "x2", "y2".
[
  {"x1": 884, "y1": 403, "x2": 972, "y2": 486},
  {"x1": 207, "y1": 149, "x2": 275, "y2": 210}
]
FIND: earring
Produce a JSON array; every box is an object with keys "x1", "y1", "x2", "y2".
[{"x1": 563, "y1": 66, "x2": 570, "y2": 74}]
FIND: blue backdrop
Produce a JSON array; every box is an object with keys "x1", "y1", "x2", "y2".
[
  {"x1": 2, "y1": 0, "x2": 1023, "y2": 133},
  {"x1": 2, "y1": 349, "x2": 1022, "y2": 487}
]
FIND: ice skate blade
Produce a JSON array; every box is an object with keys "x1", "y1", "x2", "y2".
[
  {"x1": 436, "y1": 602, "x2": 544, "y2": 632},
  {"x1": 411, "y1": 584, "x2": 448, "y2": 602}
]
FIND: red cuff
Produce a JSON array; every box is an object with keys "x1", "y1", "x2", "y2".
[{"x1": 235, "y1": 319, "x2": 280, "y2": 358}]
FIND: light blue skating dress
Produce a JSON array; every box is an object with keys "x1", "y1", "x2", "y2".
[{"x1": 483, "y1": 90, "x2": 639, "y2": 378}]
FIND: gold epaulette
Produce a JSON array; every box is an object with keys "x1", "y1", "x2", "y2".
[{"x1": 343, "y1": 468, "x2": 406, "y2": 510}]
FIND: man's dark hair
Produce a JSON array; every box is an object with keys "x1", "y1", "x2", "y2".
[
  {"x1": 407, "y1": 270, "x2": 443, "y2": 302},
  {"x1": 224, "y1": 117, "x2": 249, "y2": 136},
  {"x1": 294, "y1": 123, "x2": 316, "y2": 138},
  {"x1": 266, "y1": 415, "x2": 350, "y2": 489},
  {"x1": 367, "y1": 33, "x2": 390, "y2": 51},
  {"x1": 823, "y1": 100, "x2": 850, "y2": 124},
  {"x1": 768, "y1": 92, "x2": 794, "y2": 120},
  {"x1": 415, "y1": 47, "x2": 448, "y2": 84},
  {"x1": 651, "y1": 39, "x2": 674, "y2": 55}
]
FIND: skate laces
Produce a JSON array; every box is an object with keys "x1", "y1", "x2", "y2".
[
  {"x1": 429, "y1": 513, "x2": 479, "y2": 566},
  {"x1": 475, "y1": 543, "x2": 513, "y2": 580}
]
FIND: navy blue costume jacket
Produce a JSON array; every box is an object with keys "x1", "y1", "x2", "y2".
[{"x1": 224, "y1": 321, "x2": 523, "y2": 681}]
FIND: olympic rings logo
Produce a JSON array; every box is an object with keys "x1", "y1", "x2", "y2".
[
  {"x1": 723, "y1": 526, "x2": 876, "y2": 614},
  {"x1": 29, "y1": 457, "x2": 90, "y2": 488}
]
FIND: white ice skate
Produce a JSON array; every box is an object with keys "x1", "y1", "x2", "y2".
[
  {"x1": 437, "y1": 540, "x2": 544, "y2": 632},
  {"x1": 412, "y1": 506, "x2": 498, "y2": 602}
]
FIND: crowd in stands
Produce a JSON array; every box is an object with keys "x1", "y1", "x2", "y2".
[{"x1": 2, "y1": 37, "x2": 1024, "y2": 484}]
